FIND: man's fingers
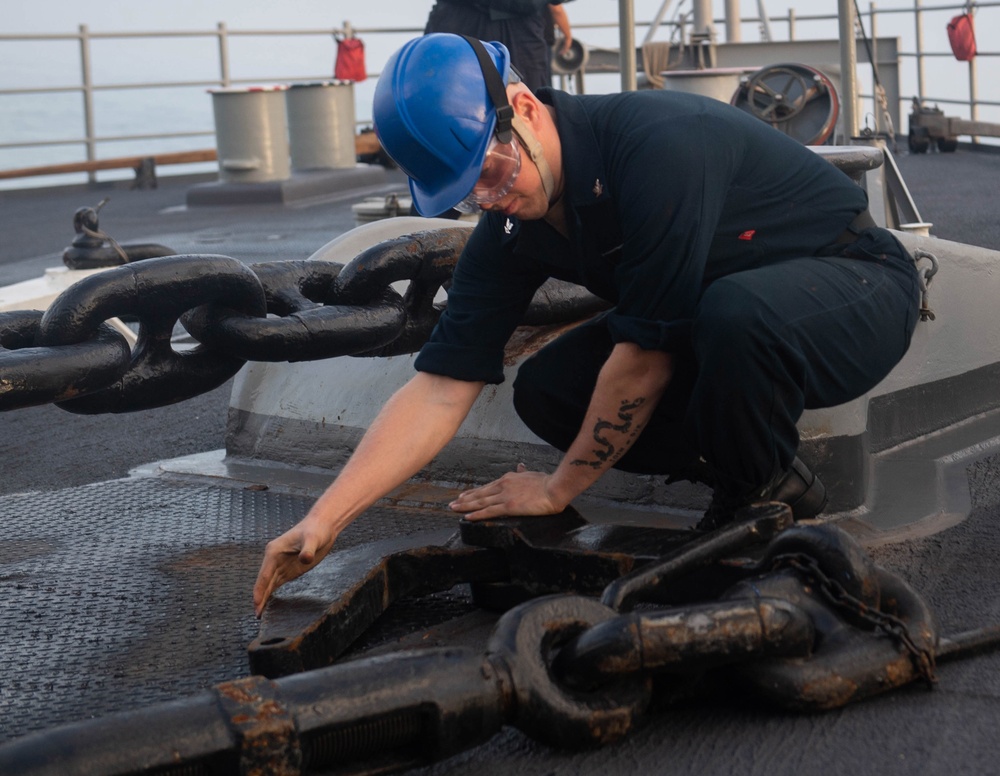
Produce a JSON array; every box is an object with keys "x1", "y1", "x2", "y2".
[
  {"x1": 253, "y1": 536, "x2": 312, "y2": 617},
  {"x1": 450, "y1": 485, "x2": 496, "y2": 509},
  {"x1": 462, "y1": 504, "x2": 507, "y2": 522},
  {"x1": 452, "y1": 469, "x2": 528, "y2": 507},
  {"x1": 253, "y1": 577, "x2": 274, "y2": 619}
]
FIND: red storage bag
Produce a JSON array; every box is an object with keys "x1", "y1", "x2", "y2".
[
  {"x1": 335, "y1": 37, "x2": 367, "y2": 82},
  {"x1": 947, "y1": 13, "x2": 977, "y2": 62}
]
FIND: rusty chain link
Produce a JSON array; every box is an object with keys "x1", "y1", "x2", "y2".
[{"x1": 540, "y1": 519, "x2": 940, "y2": 709}]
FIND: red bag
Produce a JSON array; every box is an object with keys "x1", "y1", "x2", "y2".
[
  {"x1": 947, "y1": 13, "x2": 977, "y2": 62},
  {"x1": 335, "y1": 36, "x2": 367, "y2": 81}
]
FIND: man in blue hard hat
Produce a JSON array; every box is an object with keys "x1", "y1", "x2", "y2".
[{"x1": 253, "y1": 33, "x2": 920, "y2": 616}]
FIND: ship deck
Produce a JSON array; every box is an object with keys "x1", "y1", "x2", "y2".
[{"x1": 3, "y1": 148, "x2": 1000, "y2": 774}]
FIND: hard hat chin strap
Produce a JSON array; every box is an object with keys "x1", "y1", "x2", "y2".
[
  {"x1": 461, "y1": 35, "x2": 555, "y2": 205},
  {"x1": 462, "y1": 35, "x2": 513, "y2": 144},
  {"x1": 512, "y1": 115, "x2": 555, "y2": 205}
]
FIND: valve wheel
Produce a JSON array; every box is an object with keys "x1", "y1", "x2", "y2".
[{"x1": 748, "y1": 66, "x2": 812, "y2": 122}]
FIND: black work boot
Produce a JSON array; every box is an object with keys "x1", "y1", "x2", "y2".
[{"x1": 696, "y1": 456, "x2": 828, "y2": 532}]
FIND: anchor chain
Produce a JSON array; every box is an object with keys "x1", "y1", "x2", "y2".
[
  {"x1": 0, "y1": 228, "x2": 609, "y2": 413},
  {"x1": 0, "y1": 520, "x2": 952, "y2": 776},
  {"x1": 535, "y1": 520, "x2": 941, "y2": 714}
]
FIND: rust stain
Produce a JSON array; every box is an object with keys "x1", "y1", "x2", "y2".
[
  {"x1": 218, "y1": 680, "x2": 258, "y2": 704},
  {"x1": 880, "y1": 656, "x2": 917, "y2": 687},
  {"x1": 503, "y1": 321, "x2": 586, "y2": 366},
  {"x1": 799, "y1": 673, "x2": 859, "y2": 709}
]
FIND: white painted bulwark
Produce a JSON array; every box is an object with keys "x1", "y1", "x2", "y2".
[{"x1": 0, "y1": 266, "x2": 107, "y2": 313}]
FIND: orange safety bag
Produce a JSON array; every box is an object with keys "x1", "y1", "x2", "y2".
[
  {"x1": 947, "y1": 13, "x2": 977, "y2": 62},
  {"x1": 335, "y1": 36, "x2": 367, "y2": 82}
]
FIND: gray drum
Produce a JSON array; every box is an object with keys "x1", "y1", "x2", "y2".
[
  {"x1": 285, "y1": 81, "x2": 357, "y2": 171},
  {"x1": 209, "y1": 85, "x2": 290, "y2": 183}
]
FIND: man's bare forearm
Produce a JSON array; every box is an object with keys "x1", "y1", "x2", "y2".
[
  {"x1": 305, "y1": 372, "x2": 484, "y2": 535},
  {"x1": 547, "y1": 343, "x2": 672, "y2": 506}
]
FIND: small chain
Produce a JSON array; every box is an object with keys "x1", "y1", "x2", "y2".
[{"x1": 771, "y1": 552, "x2": 938, "y2": 687}]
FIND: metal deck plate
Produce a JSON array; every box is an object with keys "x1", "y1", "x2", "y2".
[{"x1": 0, "y1": 476, "x2": 459, "y2": 744}]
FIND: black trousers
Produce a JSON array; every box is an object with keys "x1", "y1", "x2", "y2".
[
  {"x1": 424, "y1": 2, "x2": 551, "y2": 93},
  {"x1": 512, "y1": 229, "x2": 921, "y2": 494}
]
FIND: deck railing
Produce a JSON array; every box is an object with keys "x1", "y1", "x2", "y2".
[{"x1": 0, "y1": 2, "x2": 997, "y2": 186}]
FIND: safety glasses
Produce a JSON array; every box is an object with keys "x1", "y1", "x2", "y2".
[{"x1": 454, "y1": 134, "x2": 522, "y2": 213}]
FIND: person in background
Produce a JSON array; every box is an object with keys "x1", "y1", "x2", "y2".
[
  {"x1": 253, "y1": 34, "x2": 920, "y2": 617},
  {"x1": 545, "y1": 2, "x2": 573, "y2": 83},
  {"x1": 545, "y1": 4, "x2": 573, "y2": 54},
  {"x1": 423, "y1": 0, "x2": 572, "y2": 93}
]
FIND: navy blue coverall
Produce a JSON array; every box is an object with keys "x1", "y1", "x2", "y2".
[
  {"x1": 424, "y1": 0, "x2": 570, "y2": 92},
  {"x1": 415, "y1": 88, "x2": 921, "y2": 495}
]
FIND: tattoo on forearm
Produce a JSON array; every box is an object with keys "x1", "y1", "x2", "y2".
[{"x1": 571, "y1": 398, "x2": 647, "y2": 470}]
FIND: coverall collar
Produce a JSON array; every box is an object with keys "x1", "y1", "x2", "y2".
[{"x1": 536, "y1": 88, "x2": 614, "y2": 214}]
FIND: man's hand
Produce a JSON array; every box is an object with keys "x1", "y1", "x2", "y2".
[
  {"x1": 249, "y1": 372, "x2": 484, "y2": 618},
  {"x1": 449, "y1": 463, "x2": 567, "y2": 521},
  {"x1": 252, "y1": 518, "x2": 336, "y2": 618}
]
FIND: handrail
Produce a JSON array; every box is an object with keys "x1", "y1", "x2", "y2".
[
  {"x1": 0, "y1": 149, "x2": 218, "y2": 180},
  {"x1": 0, "y1": 3, "x2": 997, "y2": 185}
]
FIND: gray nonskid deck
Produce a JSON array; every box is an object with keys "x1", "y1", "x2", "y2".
[{"x1": 0, "y1": 474, "x2": 463, "y2": 745}]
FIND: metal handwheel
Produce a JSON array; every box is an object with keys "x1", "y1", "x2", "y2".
[{"x1": 747, "y1": 65, "x2": 812, "y2": 122}]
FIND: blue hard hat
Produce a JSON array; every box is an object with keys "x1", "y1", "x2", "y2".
[{"x1": 373, "y1": 34, "x2": 512, "y2": 216}]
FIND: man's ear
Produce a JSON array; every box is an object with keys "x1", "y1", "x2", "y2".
[{"x1": 510, "y1": 88, "x2": 542, "y2": 125}]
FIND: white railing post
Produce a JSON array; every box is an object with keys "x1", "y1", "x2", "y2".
[
  {"x1": 618, "y1": 0, "x2": 637, "y2": 92},
  {"x1": 914, "y1": 0, "x2": 925, "y2": 103},
  {"x1": 870, "y1": 1, "x2": 879, "y2": 134},
  {"x1": 838, "y1": 0, "x2": 860, "y2": 140},
  {"x1": 969, "y1": 56, "x2": 979, "y2": 144},
  {"x1": 78, "y1": 23, "x2": 97, "y2": 182},
  {"x1": 217, "y1": 22, "x2": 231, "y2": 87},
  {"x1": 724, "y1": 0, "x2": 741, "y2": 43}
]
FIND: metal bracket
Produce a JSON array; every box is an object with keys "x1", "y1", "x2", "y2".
[{"x1": 250, "y1": 505, "x2": 788, "y2": 678}]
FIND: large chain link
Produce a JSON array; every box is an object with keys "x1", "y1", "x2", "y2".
[
  {"x1": 0, "y1": 310, "x2": 131, "y2": 411},
  {"x1": 0, "y1": 228, "x2": 608, "y2": 413},
  {"x1": 40, "y1": 254, "x2": 267, "y2": 414},
  {"x1": 536, "y1": 520, "x2": 939, "y2": 712}
]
